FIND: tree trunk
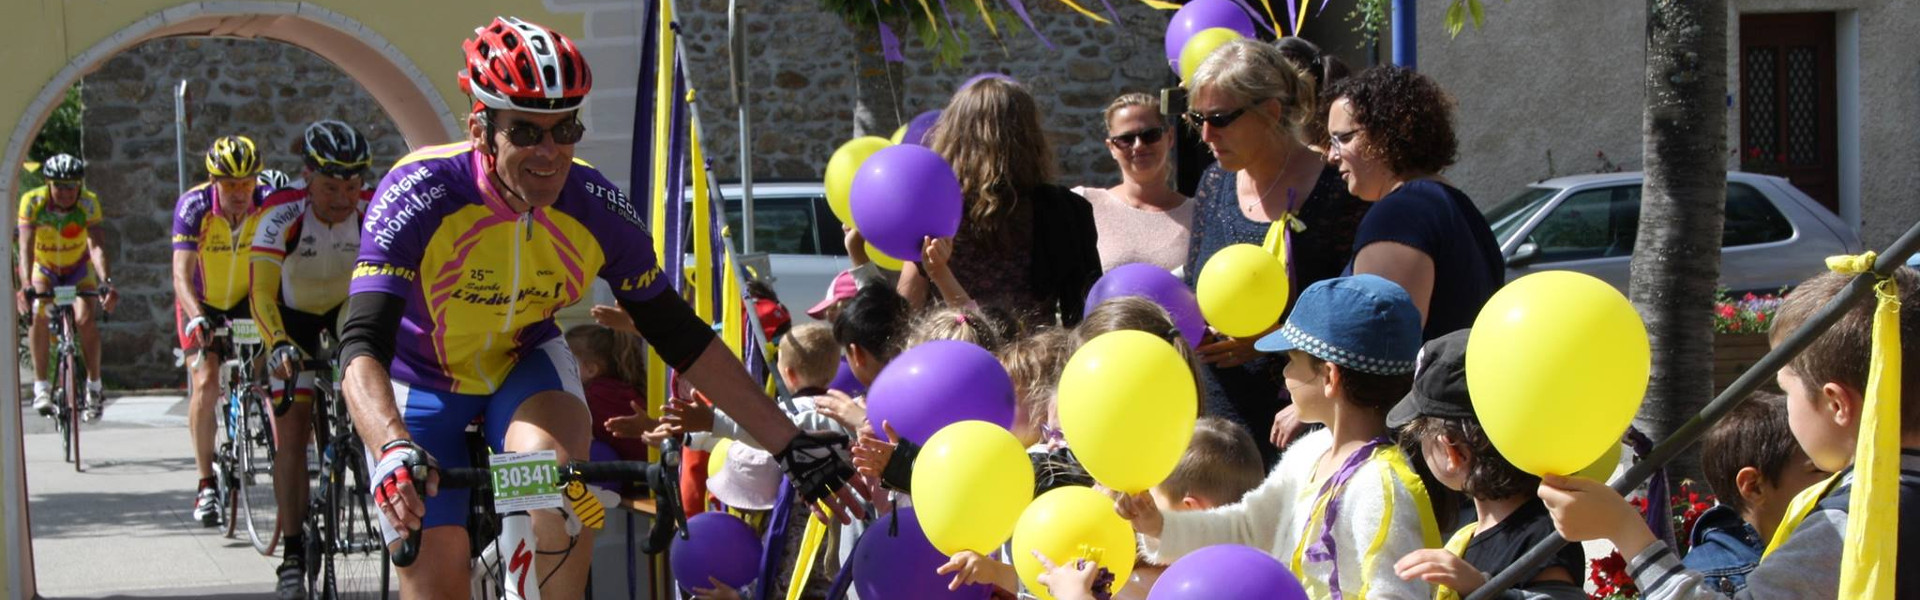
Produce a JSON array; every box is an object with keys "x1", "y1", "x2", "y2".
[
  {"x1": 1628, "y1": 0, "x2": 1728, "y2": 482},
  {"x1": 850, "y1": 23, "x2": 906, "y2": 138}
]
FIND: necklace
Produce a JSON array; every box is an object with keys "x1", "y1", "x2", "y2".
[{"x1": 1242, "y1": 167, "x2": 1292, "y2": 216}]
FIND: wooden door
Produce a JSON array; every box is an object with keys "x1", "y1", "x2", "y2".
[{"x1": 1739, "y1": 13, "x2": 1838, "y2": 212}]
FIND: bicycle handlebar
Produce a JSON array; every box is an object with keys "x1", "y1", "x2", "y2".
[{"x1": 390, "y1": 457, "x2": 684, "y2": 568}]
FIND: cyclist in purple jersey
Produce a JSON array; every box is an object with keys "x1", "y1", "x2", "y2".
[{"x1": 338, "y1": 17, "x2": 863, "y2": 599}]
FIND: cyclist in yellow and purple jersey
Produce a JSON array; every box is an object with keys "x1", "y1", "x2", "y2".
[
  {"x1": 16, "y1": 154, "x2": 118, "y2": 420},
  {"x1": 174, "y1": 134, "x2": 272, "y2": 527},
  {"x1": 338, "y1": 17, "x2": 863, "y2": 600}
]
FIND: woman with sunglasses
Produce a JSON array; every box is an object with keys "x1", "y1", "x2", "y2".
[
  {"x1": 1071, "y1": 93, "x2": 1192, "y2": 274},
  {"x1": 1180, "y1": 38, "x2": 1373, "y2": 468},
  {"x1": 1325, "y1": 66, "x2": 1503, "y2": 342}
]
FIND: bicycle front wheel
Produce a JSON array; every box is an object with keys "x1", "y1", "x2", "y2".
[
  {"x1": 326, "y1": 435, "x2": 389, "y2": 599},
  {"x1": 61, "y1": 334, "x2": 83, "y2": 473},
  {"x1": 238, "y1": 389, "x2": 280, "y2": 555},
  {"x1": 216, "y1": 392, "x2": 242, "y2": 538}
]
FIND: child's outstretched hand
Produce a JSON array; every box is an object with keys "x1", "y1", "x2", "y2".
[
  {"x1": 814, "y1": 390, "x2": 869, "y2": 433},
  {"x1": 689, "y1": 576, "x2": 743, "y2": 600},
  {"x1": 1395, "y1": 549, "x2": 1486, "y2": 594},
  {"x1": 1033, "y1": 550, "x2": 1102, "y2": 600},
  {"x1": 604, "y1": 401, "x2": 660, "y2": 438},
  {"x1": 640, "y1": 422, "x2": 676, "y2": 447},
  {"x1": 1539, "y1": 474, "x2": 1658, "y2": 556},
  {"x1": 663, "y1": 396, "x2": 716, "y2": 433},
  {"x1": 852, "y1": 422, "x2": 902, "y2": 479},
  {"x1": 1113, "y1": 492, "x2": 1164, "y2": 538},
  {"x1": 589, "y1": 304, "x2": 639, "y2": 336},
  {"x1": 845, "y1": 226, "x2": 870, "y2": 267},
  {"x1": 937, "y1": 550, "x2": 1020, "y2": 593}
]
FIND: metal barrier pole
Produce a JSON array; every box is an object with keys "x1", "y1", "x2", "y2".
[{"x1": 1469, "y1": 219, "x2": 1920, "y2": 599}]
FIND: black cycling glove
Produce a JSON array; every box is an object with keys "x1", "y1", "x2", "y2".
[{"x1": 774, "y1": 430, "x2": 856, "y2": 503}]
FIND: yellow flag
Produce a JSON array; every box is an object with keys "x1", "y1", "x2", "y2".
[{"x1": 786, "y1": 512, "x2": 832, "y2": 600}]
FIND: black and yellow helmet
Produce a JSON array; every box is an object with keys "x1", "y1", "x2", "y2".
[
  {"x1": 303, "y1": 120, "x2": 372, "y2": 179},
  {"x1": 205, "y1": 135, "x2": 262, "y2": 179}
]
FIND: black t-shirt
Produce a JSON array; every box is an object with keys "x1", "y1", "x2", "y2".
[
  {"x1": 1461, "y1": 499, "x2": 1587, "y2": 584},
  {"x1": 1344, "y1": 179, "x2": 1505, "y2": 341}
]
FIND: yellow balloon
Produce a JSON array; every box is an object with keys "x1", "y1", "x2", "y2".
[
  {"x1": 1012, "y1": 486, "x2": 1137, "y2": 600},
  {"x1": 707, "y1": 438, "x2": 732, "y2": 478},
  {"x1": 825, "y1": 137, "x2": 892, "y2": 225},
  {"x1": 1179, "y1": 28, "x2": 1244, "y2": 84},
  {"x1": 1057, "y1": 330, "x2": 1197, "y2": 493},
  {"x1": 1196, "y1": 244, "x2": 1290, "y2": 338},
  {"x1": 867, "y1": 242, "x2": 905, "y2": 271},
  {"x1": 911, "y1": 420, "x2": 1036, "y2": 556},
  {"x1": 1467, "y1": 271, "x2": 1650, "y2": 476},
  {"x1": 890, "y1": 125, "x2": 908, "y2": 145},
  {"x1": 1574, "y1": 440, "x2": 1624, "y2": 483}
]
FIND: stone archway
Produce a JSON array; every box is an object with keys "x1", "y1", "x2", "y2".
[{"x1": 0, "y1": 5, "x2": 469, "y2": 596}]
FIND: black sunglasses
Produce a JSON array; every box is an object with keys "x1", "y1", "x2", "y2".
[
  {"x1": 49, "y1": 181, "x2": 80, "y2": 190},
  {"x1": 1183, "y1": 106, "x2": 1250, "y2": 129},
  {"x1": 1107, "y1": 127, "x2": 1166, "y2": 147},
  {"x1": 493, "y1": 118, "x2": 587, "y2": 147}
]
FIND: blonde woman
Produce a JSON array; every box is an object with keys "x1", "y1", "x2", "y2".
[
  {"x1": 1181, "y1": 38, "x2": 1371, "y2": 467},
  {"x1": 1073, "y1": 93, "x2": 1193, "y2": 274},
  {"x1": 898, "y1": 78, "x2": 1102, "y2": 326}
]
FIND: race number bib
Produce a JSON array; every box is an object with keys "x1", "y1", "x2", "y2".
[
  {"x1": 490, "y1": 450, "x2": 564, "y2": 512},
  {"x1": 229, "y1": 319, "x2": 263, "y2": 345}
]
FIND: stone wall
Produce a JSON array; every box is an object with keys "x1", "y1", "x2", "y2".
[
  {"x1": 664, "y1": 0, "x2": 1180, "y2": 189},
  {"x1": 80, "y1": 38, "x2": 406, "y2": 388}
]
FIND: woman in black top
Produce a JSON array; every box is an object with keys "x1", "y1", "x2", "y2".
[
  {"x1": 1181, "y1": 38, "x2": 1371, "y2": 467},
  {"x1": 1323, "y1": 66, "x2": 1505, "y2": 341},
  {"x1": 897, "y1": 78, "x2": 1102, "y2": 328}
]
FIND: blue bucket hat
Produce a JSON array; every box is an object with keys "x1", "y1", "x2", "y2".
[{"x1": 1252, "y1": 274, "x2": 1423, "y2": 375}]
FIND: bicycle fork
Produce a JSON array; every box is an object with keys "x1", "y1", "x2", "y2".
[{"x1": 499, "y1": 512, "x2": 540, "y2": 600}]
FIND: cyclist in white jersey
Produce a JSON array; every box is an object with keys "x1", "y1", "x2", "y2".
[{"x1": 250, "y1": 120, "x2": 373, "y2": 599}]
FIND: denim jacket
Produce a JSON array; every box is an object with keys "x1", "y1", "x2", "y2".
[{"x1": 1680, "y1": 504, "x2": 1763, "y2": 594}]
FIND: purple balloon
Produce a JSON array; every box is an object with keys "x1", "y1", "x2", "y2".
[
  {"x1": 1084, "y1": 263, "x2": 1207, "y2": 349},
  {"x1": 1149, "y1": 545, "x2": 1305, "y2": 600},
  {"x1": 853, "y1": 507, "x2": 994, "y2": 600},
  {"x1": 866, "y1": 340, "x2": 1015, "y2": 445},
  {"x1": 1165, "y1": 0, "x2": 1258, "y2": 71},
  {"x1": 901, "y1": 110, "x2": 942, "y2": 147},
  {"x1": 670, "y1": 512, "x2": 763, "y2": 591},
  {"x1": 829, "y1": 358, "x2": 868, "y2": 397},
  {"x1": 849, "y1": 144, "x2": 963, "y2": 261},
  {"x1": 958, "y1": 72, "x2": 1017, "y2": 94}
]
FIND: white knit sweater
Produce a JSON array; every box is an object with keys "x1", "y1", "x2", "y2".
[{"x1": 1142, "y1": 429, "x2": 1436, "y2": 600}]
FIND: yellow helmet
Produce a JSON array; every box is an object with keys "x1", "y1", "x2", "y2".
[{"x1": 205, "y1": 135, "x2": 262, "y2": 178}]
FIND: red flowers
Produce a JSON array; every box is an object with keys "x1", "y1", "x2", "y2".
[
  {"x1": 1588, "y1": 552, "x2": 1639, "y2": 599},
  {"x1": 1714, "y1": 290, "x2": 1783, "y2": 334}
]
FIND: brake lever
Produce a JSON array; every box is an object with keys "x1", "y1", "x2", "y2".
[{"x1": 641, "y1": 436, "x2": 689, "y2": 554}]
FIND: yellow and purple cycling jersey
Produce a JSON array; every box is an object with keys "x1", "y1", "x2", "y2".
[
  {"x1": 172, "y1": 183, "x2": 269, "y2": 311},
  {"x1": 351, "y1": 142, "x2": 668, "y2": 395},
  {"x1": 18, "y1": 185, "x2": 103, "y2": 287}
]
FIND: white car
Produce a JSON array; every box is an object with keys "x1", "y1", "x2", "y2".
[
  {"x1": 696, "y1": 181, "x2": 849, "y2": 322},
  {"x1": 1487, "y1": 171, "x2": 1863, "y2": 295}
]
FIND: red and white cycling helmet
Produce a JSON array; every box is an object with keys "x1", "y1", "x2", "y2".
[{"x1": 459, "y1": 16, "x2": 593, "y2": 114}]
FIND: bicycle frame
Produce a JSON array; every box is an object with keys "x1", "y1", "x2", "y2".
[
  {"x1": 27, "y1": 287, "x2": 99, "y2": 472},
  {"x1": 395, "y1": 459, "x2": 667, "y2": 600}
]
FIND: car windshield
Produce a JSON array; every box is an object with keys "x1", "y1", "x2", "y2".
[{"x1": 1485, "y1": 186, "x2": 1560, "y2": 243}]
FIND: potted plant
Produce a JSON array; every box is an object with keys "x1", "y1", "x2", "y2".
[{"x1": 1712, "y1": 291, "x2": 1783, "y2": 394}]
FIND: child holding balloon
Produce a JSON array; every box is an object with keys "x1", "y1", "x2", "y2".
[
  {"x1": 1116, "y1": 275, "x2": 1441, "y2": 600},
  {"x1": 1540, "y1": 268, "x2": 1920, "y2": 600},
  {"x1": 1385, "y1": 330, "x2": 1587, "y2": 599}
]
